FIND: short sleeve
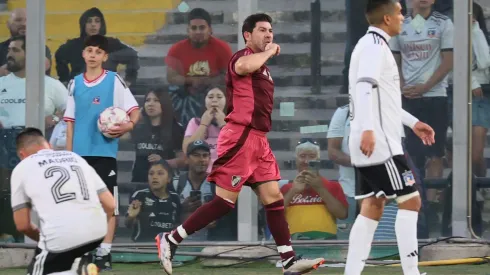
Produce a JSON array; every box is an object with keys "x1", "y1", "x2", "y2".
[
  {"x1": 324, "y1": 180, "x2": 348, "y2": 207},
  {"x1": 184, "y1": 118, "x2": 199, "y2": 137},
  {"x1": 327, "y1": 107, "x2": 348, "y2": 139},
  {"x1": 230, "y1": 49, "x2": 253, "y2": 77},
  {"x1": 63, "y1": 80, "x2": 75, "y2": 122},
  {"x1": 51, "y1": 78, "x2": 69, "y2": 111},
  {"x1": 441, "y1": 19, "x2": 454, "y2": 51},
  {"x1": 164, "y1": 44, "x2": 183, "y2": 72},
  {"x1": 10, "y1": 165, "x2": 30, "y2": 211},
  {"x1": 130, "y1": 189, "x2": 144, "y2": 202},
  {"x1": 114, "y1": 74, "x2": 139, "y2": 114},
  {"x1": 356, "y1": 42, "x2": 385, "y2": 85},
  {"x1": 389, "y1": 35, "x2": 401, "y2": 53}
]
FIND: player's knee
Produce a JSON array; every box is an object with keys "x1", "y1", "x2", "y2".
[
  {"x1": 214, "y1": 195, "x2": 236, "y2": 209},
  {"x1": 396, "y1": 191, "x2": 421, "y2": 212},
  {"x1": 215, "y1": 186, "x2": 240, "y2": 203},
  {"x1": 260, "y1": 189, "x2": 283, "y2": 206},
  {"x1": 360, "y1": 197, "x2": 385, "y2": 221}
]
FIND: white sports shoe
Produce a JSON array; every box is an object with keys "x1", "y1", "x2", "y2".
[
  {"x1": 282, "y1": 256, "x2": 325, "y2": 275},
  {"x1": 155, "y1": 233, "x2": 176, "y2": 275}
]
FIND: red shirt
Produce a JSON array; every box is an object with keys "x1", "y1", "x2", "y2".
[
  {"x1": 165, "y1": 37, "x2": 232, "y2": 76},
  {"x1": 280, "y1": 178, "x2": 348, "y2": 207},
  {"x1": 225, "y1": 47, "x2": 274, "y2": 132}
]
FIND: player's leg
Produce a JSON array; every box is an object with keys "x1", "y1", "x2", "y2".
[
  {"x1": 85, "y1": 157, "x2": 118, "y2": 271},
  {"x1": 251, "y1": 142, "x2": 324, "y2": 274},
  {"x1": 391, "y1": 155, "x2": 422, "y2": 275},
  {"x1": 157, "y1": 126, "x2": 258, "y2": 274},
  {"x1": 345, "y1": 163, "x2": 397, "y2": 275}
]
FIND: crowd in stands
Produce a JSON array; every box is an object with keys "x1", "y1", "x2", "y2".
[{"x1": 0, "y1": 0, "x2": 489, "y2": 247}]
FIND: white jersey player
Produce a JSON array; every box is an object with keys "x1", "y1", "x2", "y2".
[
  {"x1": 345, "y1": 1, "x2": 435, "y2": 275},
  {"x1": 10, "y1": 127, "x2": 115, "y2": 275}
]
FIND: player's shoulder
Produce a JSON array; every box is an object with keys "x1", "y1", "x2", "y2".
[
  {"x1": 131, "y1": 188, "x2": 151, "y2": 199},
  {"x1": 113, "y1": 72, "x2": 128, "y2": 89},
  {"x1": 429, "y1": 11, "x2": 452, "y2": 25},
  {"x1": 233, "y1": 47, "x2": 253, "y2": 59}
]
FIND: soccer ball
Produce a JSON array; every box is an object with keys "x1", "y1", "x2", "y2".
[{"x1": 97, "y1": 107, "x2": 130, "y2": 138}]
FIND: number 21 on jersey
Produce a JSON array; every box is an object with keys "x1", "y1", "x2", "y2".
[{"x1": 44, "y1": 165, "x2": 90, "y2": 204}]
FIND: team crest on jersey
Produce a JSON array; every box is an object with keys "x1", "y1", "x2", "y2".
[
  {"x1": 402, "y1": 171, "x2": 416, "y2": 186},
  {"x1": 231, "y1": 175, "x2": 241, "y2": 187},
  {"x1": 92, "y1": 96, "x2": 100, "y2": 104},
  {"x1": 427, "y1": 29, "x2": 437, "y2": 38}
]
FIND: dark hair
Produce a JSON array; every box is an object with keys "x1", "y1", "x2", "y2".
[
  {"x1": 188, "y1": 8, "x2": 211, "y2": 26},
  {"x1": 84, "y1": 34, "x2": 109, "y2": 52},
  {"x1": 16, "y1": 127, "x2": 44, "y2": 150},
  {"x1": 141, "y1": 87, "x2": 176, "y2": 144},
  {"x1": 366, "y1": 0, "x2": 398, "y2": 25},
  {"x1": 149, "y1": 159, "x2": 174, "y2": 181},
  {"x1": 241, "y1": 13, "x2": 272, "y2": 42},
  {"x1": 10, "y1": 35, "x2": 26, "y2": 51}
]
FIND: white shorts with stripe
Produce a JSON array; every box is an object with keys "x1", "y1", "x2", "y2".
[{"x1": 354, "y1": 155, "x2": 418, "y2": 200}]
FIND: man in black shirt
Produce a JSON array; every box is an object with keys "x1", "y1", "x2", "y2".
[{"x1": 126, "y1": 161, "x2": 181, "y2": 242}]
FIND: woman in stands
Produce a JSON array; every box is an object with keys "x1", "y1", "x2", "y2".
[
  {"x1": 126, "y1": 160, "x2": 181, "y2": 242},
  {"x1": 182, "y1": 87, "x2": 226, "y2": 172},
  {"x1": 122, "y1": 87, "x2": 185, "y2": 183}
]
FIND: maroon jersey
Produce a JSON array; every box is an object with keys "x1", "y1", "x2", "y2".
[{"x1": 224, "y1": 47, "x2": 274, "y2": 132}]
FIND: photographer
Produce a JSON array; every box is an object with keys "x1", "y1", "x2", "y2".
[{"x1": 280, "y1": 139, "x2": 348, "y2": 240}]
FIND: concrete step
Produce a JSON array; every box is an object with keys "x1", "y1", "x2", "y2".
[
  {"x1": 131, "y1": 65, "x2": 343, "y2": 87},
  {"x1": 137, "y1": 42, "x2": 345, "y2": 68},
  {"x1": 147, "y1": 22, "x2": 346, "y2": 45}
]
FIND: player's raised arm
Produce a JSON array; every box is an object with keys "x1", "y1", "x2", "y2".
[
  {"x1": 234, "y1": 44, "x2": 278, "y2": 76},
  {"x1": 10, "y1": 165, "x2": 39, "y2": 241}
]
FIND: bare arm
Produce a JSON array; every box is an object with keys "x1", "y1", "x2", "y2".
[
  {"x1": 98, "y1": 191, "x2": 116, "y2": 217},
  {"x1": 327, "y1": 138, "x2": 352, "y2": 167},
  {"x1": 283, "y1": 188, "x2": 300, "y2": 207},
  {"x1": 313, "y1": 186, "x2": 348, "y2": 220},
  {"x1": 423, "y1": 51, "x2": 453, "y2": 91},
  {"x1": 13, "y1": 208, "x2": 40, "y2": 242},
  {"x1": 66, "y1": 121, "x2": 74, "y2": 151},
  {"x1": 128, "y1": 109, "x2": 140, "y2": 127},
  {"x1": 234, "y1": 49, "x2": 276, "y2": 76}
]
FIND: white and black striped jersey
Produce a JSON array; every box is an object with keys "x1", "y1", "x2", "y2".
[{"x1": 348, "y1": 26, "x2": 405, "y2": 167}]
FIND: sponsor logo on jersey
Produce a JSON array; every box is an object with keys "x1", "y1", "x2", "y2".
[
  {"x1": 231, "y1": 175, "x2": 241, "y2": 187},
  {"x1": 0, "y1": 98, "x2": 26, "y2": 104},
  {"x1": 290, "y1": 193, "x2": 323, "y2": 205}
]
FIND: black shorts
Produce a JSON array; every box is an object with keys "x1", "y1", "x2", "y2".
[
  {"x1": 83, "y1": 156, "x2": 119, "y2": 215},
  {"x1": 355, "y1": 155, "x2": 418, "y2": 200},
  {"x1": 27, "y1": 238, "x2": 102, "y2": 275},
  {"x1": 403, "y1": 96, "x2": 448, "y2": 158}
]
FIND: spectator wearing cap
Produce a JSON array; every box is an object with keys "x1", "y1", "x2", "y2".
[
  {"x1": 125, "y1": 160, "x2": 181, "y2": 242},
  {"x1": 165, "y1": 8, "x2": 232, "y2": 127},
  {"x1": 279, "y1": 138, "x2": 348, "y2": 240},
  {"x1": 170, "y1": 140, "x2": 215, "y2": 241}
]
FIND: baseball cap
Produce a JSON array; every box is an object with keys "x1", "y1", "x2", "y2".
[{"x1": 187, "y1": 140, "x2": 211, "y2": 155}]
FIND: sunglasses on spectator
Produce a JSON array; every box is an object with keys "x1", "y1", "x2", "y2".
[
  {"x1": 190, "y1": 25, "x2": 207, "y2": 31},
  {"x1": 297, "y1": 138, "x2": 319, "y2": 146}
]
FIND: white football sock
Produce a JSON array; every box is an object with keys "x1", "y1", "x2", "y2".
[
  {"x1": 344, "y1": 215, "x2": 378, "y2": 275},
  {"x1": 396, "y1": 209, "x2": 421, "y2": 275},
  {"x1": 96, "y1": 243, "x2": 112, "y2": 257}
]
